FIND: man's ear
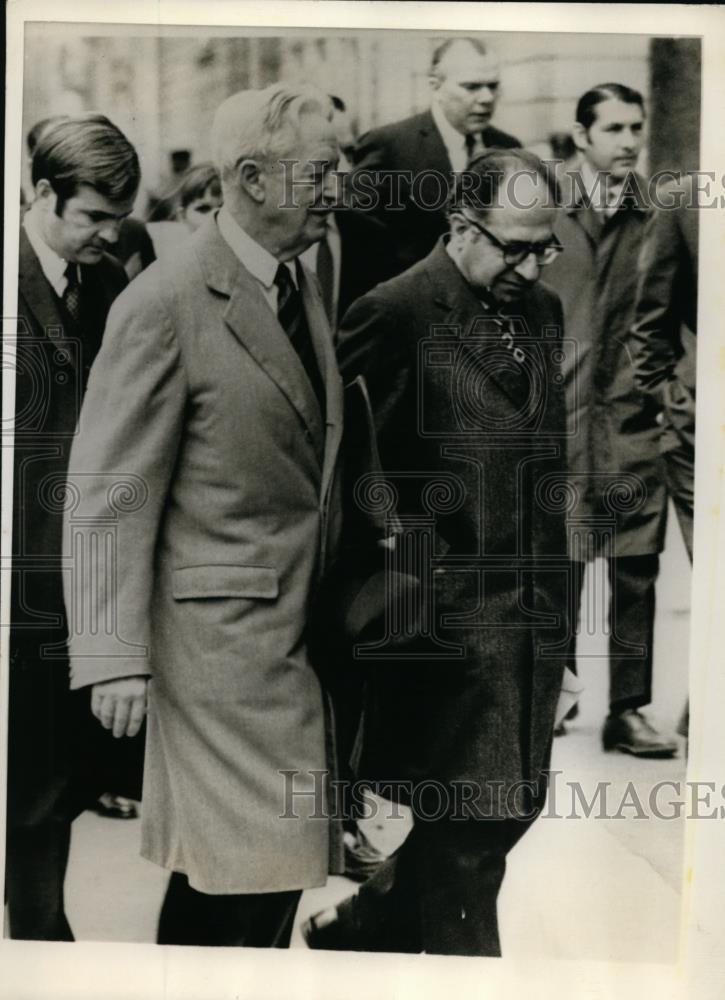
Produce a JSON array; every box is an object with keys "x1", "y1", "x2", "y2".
[
  {"x1": 237, "y1": 159, "x2": 266, "y2": 204},
  {"x1": 33, "y1": 178, "x2": 55, "y2": 203},
  {"x1": 571, "y1": 122, "x2": 589, "y2": 155},
  {"x1": 428, "y1": 72, "x2": 442, "y2": 95},
  {"x1": 448, "y1": 211, "x2": 468, "y2": 238}
]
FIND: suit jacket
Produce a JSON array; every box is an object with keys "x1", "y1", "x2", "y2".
[
  {"x1": 630, "y1": 176, "x2": 698, "y2": 452},
  {"x1": 545, "y1": 173, "x2": 667, "y2": 559},
  {"x1": 9, "y1": 227, "x2": 129, "y2": 824},
  {"x1": 64, "y1": 216, "x2": 345, "y2": 894},
  {"x1": 351, "y1": 109, "x2": 520, "y2": 274},
  {"x1": 336, "y1": 239, "x2": 569, "y2": 819}
]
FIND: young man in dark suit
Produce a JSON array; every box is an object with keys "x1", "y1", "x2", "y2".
[
  {"x1": 351, "y1": 37, "x2": 520, "y2": 273},
  {"x1": 8, "y1": 114, "x2": 140, "y2": 939},
  {"x1": 304, "y1": 149, "x2": 569, "y2": 957}
]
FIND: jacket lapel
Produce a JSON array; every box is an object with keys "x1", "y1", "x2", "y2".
[
  {"x1": 18, "y1": 226, "x2": 66, "y2": 338},
  {"x1": 416, "y1": 110, "x2": 454, "y2": 175},
  {"x1": 195, "y1": 219, "x2": 326, "y2": 462}
]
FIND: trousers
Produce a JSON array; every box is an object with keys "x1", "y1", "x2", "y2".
[{"x1": 566, "y1": 554, "x2": 660, "y2": 711}]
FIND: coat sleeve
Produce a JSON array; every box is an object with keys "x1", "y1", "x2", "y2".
[
  {"x1": 630, "y1": 204, "x2": 684, "y2": 401},
  {"x1": 337, "y1": 287, "x2": 411, "y2": 438},
  {"x1": 64, "y1": 275, "x2": 188, "y2": 688}
]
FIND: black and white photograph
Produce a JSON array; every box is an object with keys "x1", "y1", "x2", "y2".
[{"x1": 2, "y1": 3, "x2": 725, "y2": 999}]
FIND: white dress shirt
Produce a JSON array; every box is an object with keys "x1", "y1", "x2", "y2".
[
  {"x1": 579, "y1": 160, "x2": 624, "y2": 217},
  {"x1": 431, "y1": 100, "x2": 482, "y2": 173},
  {"x1": 217, "y1": 206, "x2": 296, "y2": 315}
]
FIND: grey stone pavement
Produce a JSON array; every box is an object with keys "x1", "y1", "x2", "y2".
[{"x1": 57, "y1": 508, "x2": 692, "y2": 961}]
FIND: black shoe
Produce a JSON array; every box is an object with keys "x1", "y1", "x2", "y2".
[
  {"x1": 301, "y1": 898, "x2": 357, "y2": 951},
  {"x1": 602, "y1": 709, "x2": 678, "y2": 758},
  {"x1": 92, "y1": 793, "x2": 139, "y2": 820},
  {"x1": 564, "y1": 701, "x2": 579, "y2": 721},
  {"x1": 343, "y1": 827, "x2": 386, "y2": 883},
  {"x1": 553, "y1": 721, "x2": 567, "y2": 737}
]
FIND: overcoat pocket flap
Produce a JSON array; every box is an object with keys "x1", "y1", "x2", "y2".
[{"x1": 171, "y1": 565, "x2": 279, "y2": 600}]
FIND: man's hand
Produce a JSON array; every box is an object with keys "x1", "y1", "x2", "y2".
[{"x1": 91, "y1": 677, "x2": 149, "y2": 738}]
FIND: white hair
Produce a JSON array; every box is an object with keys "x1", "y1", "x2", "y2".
[{"x1": 211, "y1": 84, "x2": 331, "y2": 183}]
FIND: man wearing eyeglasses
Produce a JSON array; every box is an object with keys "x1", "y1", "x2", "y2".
[
  {"x1": 545, "y1": 84, "x2": 677, "y2": 757},
  {"x1": 350, "y1": 37, "x2": 520, "y2": 275},
  {"x1": 303, "y1": 149, "x2": 570, "y2": 957}
]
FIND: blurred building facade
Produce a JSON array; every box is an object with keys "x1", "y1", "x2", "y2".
[{"x1": 22, "y1": 24, "x2": 700, "y2": 199}]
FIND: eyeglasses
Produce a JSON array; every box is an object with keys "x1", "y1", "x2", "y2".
[{"x1": 460, "y1": 212, "x2": 564, "y2": 266}]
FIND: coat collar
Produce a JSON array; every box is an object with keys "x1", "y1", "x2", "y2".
[{"x1": 192, "y1": 215, "x2": 342, "y2": 473}]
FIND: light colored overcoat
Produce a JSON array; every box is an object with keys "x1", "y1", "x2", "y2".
[{"x1": 65, "y1": 216, "x2": 344, "y2": 893}]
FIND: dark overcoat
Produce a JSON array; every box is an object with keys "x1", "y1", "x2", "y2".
[
  {"x1": 545, "y1": 173, "x2": 668, "y2": 559},
  {"x1": 337, "y1": 240, "x2": 570, "y2": 819}
]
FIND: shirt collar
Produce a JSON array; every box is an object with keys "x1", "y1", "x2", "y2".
[
  {"x1": 23, "y1": 208, "x2": 74, "y2": 297},
  {"x1": 217, "y1": 206, "x2": 297, "y2": 288}
]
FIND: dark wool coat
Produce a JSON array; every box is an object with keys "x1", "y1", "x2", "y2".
[
  {"x1": 545, "y1": 173, "x2": 668, "y2": 560},
  {"x1": 337, "y1": 240, "x2": 570, "y2": 819}
]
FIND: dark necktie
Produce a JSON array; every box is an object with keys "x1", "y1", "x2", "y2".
[
  {"x1": 62, "y1": 263, "x2": 82, "y2": 324},
  {"x1": 274, "y1": 262, "x2": 325, "y2": 414},
  {"x1": 465, "y1": 133, "x2": 486, "y2": 164},
  {"x1": 316, "y1": 233, "x2": 335, "y2": 327}
]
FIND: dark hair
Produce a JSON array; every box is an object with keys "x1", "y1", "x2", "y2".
[
  {"x1": 26, "y1": 114, "x2": 69, "y2": 156},
  {"x1": 449, "y1": 148, "x2": 560, "y2": 218},
  {"x1": 430, "y1": 37, "x2": 489, "y2": 77},
  {"x1": 329, "y1": 94, "x2": 346, "y2": 113},
  {"x1": 576, "y1": 83, "x2": 645, "y2": 130},
  {"x1": 31, "y1": 113, "x2": 141, "y2": 211},
  {"x1": 177, "y1": 162, "x2": 221, "y2": 210}
]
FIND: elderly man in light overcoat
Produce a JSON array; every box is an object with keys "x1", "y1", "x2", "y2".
[{"x1": 64, "y1": 85, "x2": 344, "y2": 947}]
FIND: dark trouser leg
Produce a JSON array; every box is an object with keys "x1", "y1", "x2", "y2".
[
  {"x1": 5, "y1": 819, "x2": 74, "y2": 941},
  {"x1": 608, "y1": 554, "x2": 660, "y2": 711},
  {"x1": 157, "y1": 872, "x2": 301, "y2": 947},
  {"x1": 565, "y1": 560, "x2": 587, "y2": 676},
  {"x1": 662, "y1": 442, "x2": 694, "y2": 563},
  {"x1": 349, "y1": 818, "x2": 522, "y2": 956}
]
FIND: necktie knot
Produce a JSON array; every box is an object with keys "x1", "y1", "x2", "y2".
[{"x1": 465, "y1": 133, "x2": 485, "y2": 163}]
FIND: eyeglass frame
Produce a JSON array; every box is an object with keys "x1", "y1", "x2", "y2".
[{"x1": 457, "y1": 210, "x2": 564, "y2": 266}]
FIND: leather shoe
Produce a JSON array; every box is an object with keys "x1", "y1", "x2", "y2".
[
  {"x1": 602, "y1": 709, "x2": 677, "y2": 758},
  {"x1": 301, "y1": 897, "x2": 357, "y2": 951},
  {"x1": 92, "y1": 793, "x2": 139, "y2": 820}
]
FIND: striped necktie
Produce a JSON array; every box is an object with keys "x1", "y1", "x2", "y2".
[{"x1": 274, "y1": 262, "x2": 325, "y2": 413}]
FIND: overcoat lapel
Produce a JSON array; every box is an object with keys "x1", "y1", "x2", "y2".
[{"x1": 195, "y1": 221, "x2": 326, "y2": 462}]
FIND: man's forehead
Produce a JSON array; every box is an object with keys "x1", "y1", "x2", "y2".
[
  {"x1": 71, "y1": 184, "x2": 135, "y2": 213},
  {"x1": 440, "y1": 47, "x2": 500, "y2": 81},
  {"x1": 593, "y1": 98, "x2": 645, "y2": 126}
]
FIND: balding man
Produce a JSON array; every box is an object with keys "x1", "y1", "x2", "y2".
[
  {"x1": 64, "y1": 86, "x2": 344, "y2": 947},
  {"x1": 352, "y1": 37, "x2": 520, "y2": 274}
]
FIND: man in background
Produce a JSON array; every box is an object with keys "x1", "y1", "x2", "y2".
[
  {"x1": 351, "y1": 37, "x2": 520, "y2": 273},
  {"x1": 8, "y1": 114, "x2": 140, "y2": 938},
  {"x1": 545, "y1": 84, "x2": 677, "y2": 755}
]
